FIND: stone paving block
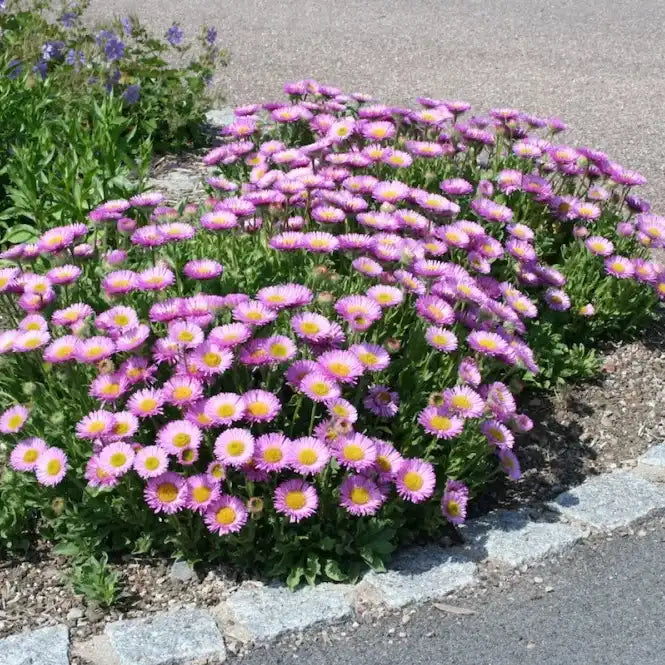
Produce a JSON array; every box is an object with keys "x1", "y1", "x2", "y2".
[
  {"x1": 105, "y1": 608, "x2": 226, "y2": 665},
  {"x1": 548, "y1": 471, "x2": 665, "y2": 530},
  {"x1": 0, "y1": 624, "x2": 69, "y2": 665},
  {"x1": 359, "y1": 546, "x2": 476, "y2": 609},
  {"x1": 636, "y1": 444, "x2": 665, "y2": 482},
  {"x1": 460, "y1": 510, "x2": 587, "y2": 567},
  {"x1": 147, "y1": 169, "x2": 204, "y2": 202},
  {"x1": 224, "y1": 582, "x2": 353, "y2": 641},
  {"x1": 205, "y1": 107, "x2": 235, "y2": 128}
]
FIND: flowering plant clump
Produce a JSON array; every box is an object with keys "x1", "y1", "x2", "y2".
[
  {"x1": 0, "y1": 0, "x2": 227, "y2": 238},
  {"x1": 0, "y1": 79, "x2": 662, "y2": 587}
]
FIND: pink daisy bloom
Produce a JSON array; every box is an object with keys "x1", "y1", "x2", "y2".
[
  {"x1": 200, "y1": 210, "x2": 238, "y2": 231},
  {"x1": 304, "y1": 232, "x2": 339, "y2": 253},
  {"x1": 467, "y1": 331, "x2": 509, "y2": 357},
  {"x1": 274, "y1": 479, "x2": 318, "y2": 523},
  {"x1": 97, "y1": 306, "x2": 139, "y2": 334},
  {"x1": 300, "y1": 371, "x2": 341, "y2": 402},
  {"x1": 350, "y1": 343, "x2": 390, "y2": 372},
  {"x1": 339, "y1": 475, "x2": 384, "y2": 516},
  {"x1": 191, "y1": 343, "x2": 234, "y2": 375},
  {"x1": 289, "y1": 437, "x2": 331, "y2": 475},
  {"x1": 499, "y1": 449, "x2": 521, "y2": 480},
  {"x1": 441, "y1": 479, "x2": 469, "y2": 525},
  {"x1": 144, "y1": 472, "x2": 188, "y2": 514},
  {"x1": 264, "y1": 335, "x2": 297, "y2": 363},
  {"x1": 232, "y1": 300, "x2": 278, "y2": 326},
  {"x1": 481, "y1": 419, "x2": 515, "y2": 449},
  {"x1": 374, "y1": 439, "x2": 404, "y2": 479},
  {"x1": 242, "y1": 389, "x2": 281, "y2": 423},
  {"x1": 443, "y1": 386, "x2": 485, "y2": 418},
  {"x1": 185, "y1": 399, "x2": 215, "y2": 429},
  {"x1": 187, "y1": 474, "x2": 220, "y2": 513},
  {"x1": 35, "y1": 447, "x2": 68, "y2": 486},
  {"x1": 89, "y1": 373, "x2": 128, "y2": 403},
  {"x1": 372, "y1": 180, "x2": 410, "y2": 204},
  {"x1": 9, "y1": 437, "x2": 47, "y2": 472},
  {"x1": 257, "y1": 284, "x2": 313, "y2": 309},
  {"x1": 109, "y1": 411, "x2": 139, "y2": 440},
  {"x1": 75, "y1": 336, "x2": 115, "y2": 364},
  {"x1": 51, "y1": 303, "x2": 94, "y2": 328},
  {"x1": 395, "y1": 458, "x2": 436, "y2": 503},
  {"x1": 585, "y1": 236, "x2": 614, "y2": 257},
  {"x1": 605, "y1": 255, "x2": 634, "y2": 279},
  {"x1": 157, "y1": 420, "x2": 202, "y2": 454},
  {"x1": 13, "y1": 330, "x2": 50, "y2": 353},
  {"x1": 183, "y1": 259, "x2": 223, "y2": 280},
  {"x1": 204, "y1": 496, "x2": 248, "y2": 535},
  {"x1": 162, "y1": 375, "x2": 203, "y2": 406},
  {"x1": 98, "y1": 441, "x2": 135, "y2": 477},
  {"x1": 0, "y1": 405, "x2": 29, "y2": 434},
  {"x1": 333, "y1": 433, "x2": 377, "y2": 471},
  {"x1": 416, "y1": 295, "x2": 455, "y2": 326},
  {"x1": 168, "y1": 321, "x2": 205, "y2": 349},
  {"x1": 127, "y1": 388, "x2": 164, "y2": 418},
  {"x1": 291, "y1": 312, "x2": 332, "y2": 342},
  {"x1": 363, "y1": 385, "x2": 399, "y2": 418},
  {"x1": 425, "y1": 327, "x2": 458, "y2": 352},
  {"x1": 254, "y1": 433, "x2": 291, "y2": 472},
  {"x1": 205, "y1": 393, "x2": 246, "y2": 426},
  {"x1": 352, "y1": 256, "x2": 384, "y2": 278},
  {"x1": 138, "y1": 266, "x2": 175, "y2": 291},
  {"x1": 317, "y1": 350, "x2": 364, "y2": 385},
  {"x1": 47, "y1": 265, "x2": 81, "y2": 285},
  {"x1": 214, "y1": 428, "x2": 255, "y2": 468},
  {"x1": 366, "y1": 285, "x2": 404, "y2": 308},
  {"x1": 285, "y1": 360, "x2": 319, "y2": 388},
  {"x1": 543, "y1": 288, "x2": 571, "y2": 311},
  {"x1": 75, "y1": 410, "x2": 114, "y2": 440},
  {"x1": 102, "y1": 270, "x2": 138, "y2": 295},
  {"x1": 418, "y1": 406, "x2": 464, "y2": 439},
  {"x1": 326, "y1": 398, "x2": 358, "y2": 423},
  {"x1": 209, "y1": 323, "x2": 252, "y2": 348},
  {"x1": 84, "y1": 455, "x2": 118, "y2": 488}
]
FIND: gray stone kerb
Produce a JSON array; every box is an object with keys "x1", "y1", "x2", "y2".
[{"x1": 6, "y1": 443, "x2": 665, "y2": 664}]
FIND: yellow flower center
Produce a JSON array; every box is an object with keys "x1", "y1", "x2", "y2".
[
  {"x1": 377, "y1": 456, "x2": 391, "y2": 472},
  {"x1": 109, "y1": 453, "x2": 127, "y2": 468},
  {"x1": 192, "y1": 486, "x2": 212, "y2": 504},
  {"x1": 298, "y1": 449, "x2": 318, "y2": 465},
  {"x1": 144, "y1": 456, "x2": 160, "y2": 471},
  {"x1": 178, "y1": 330, "x2": 195, "y2": 343},
  {"x1": 262, "y1": 447, "x2": 283, "y2": 464},
  {"x1": 479, "y1": 339, "x2": 498, "y2": 350},
  {"x1": 7, "y1": 414, "x2": 24, "y2": 429},
  {"x1": 196, "y1": 413, "x2": 212, "y2": 426},
  {"x1": 327, "y1": 361, "x2": 350, "y2": 377},
  {"x1": 173, "y1": 386, "x2": 193, "y2": 400},
  {"x1": 139, "y1": 398, "x2": 157, "y2": 412},
  {"x1": 88, "y1": 420, "x2": 106, "y2": 434},
  {"x1": 270, "y1": 343, "x2": 289, "y2": 358},
  {"x1": 216, "y1": 506, "x2": 236, "y2": 525},
  {"x1": 358, "y1": 352, "x2": 379, "y2": 366},
  {"x1": 209, "y1": 464, "x2": 224, "y2": 479},
  {"x1": 55, "y1": 345, "x2": 74, "y2": 359},
  {"x1": 203, "y1": 352, "x2": 221, "y2": 367},
  {"x1": 350, "y1": 487, "x2": 370, "y2": 505},
  {"x1": 156, "y1": 482, "x2": 178, "y2": 503},
  {"x1": 216, "y1": 404, "x2": 236, "y2": 418},
  {"x1": 430, "y1": 415, "x2": 451, "y2": 431},
  {"x1": 23, "y1": 449, "x2": 39, "y2": 463},
  {"x1": 24, "y1": 337, "x2": 41, "y2": 349},
  {"x1": 403, "y1": 471, "x2": 424, "y2": 491},
  {"x1": 248, "y1": 402, "x2": 269, "y2": 417},
  {"x1": 446, "y1": 500, "x2": 461, "y2": 516},
  {"x1": 172, "y1": 433, "x2": 191, "y2": 448},
  {"x1": 101, "y1": 383, "x2": 121, "y2": 396},
  {"x1": 25, "y1": 322, "x2": 42, "y2": 331},
  {"x1": 226, "y1": 440, "x2": 245, "y2": 457},
  {"x1": 246, "y1": 311, "x2": 264, "y2": 321},
  {"x1": 332, "y1": 405, "x2": 349, "y2": 418},
  {"x1": 343, "y1": 444, "x2": 364, "y2": 461},
  {"x1": 114, "y1": 314, "x2": 130, "y2": 326},
  {"x1": 46, "y1": 459, "x2": 62, "y2": 476},
  {"x1": 451, "y1": 395, "x2": 472, "y2": 410},
  {"x1": 285, "y1": 490, "x2": 306, "y2": 510},
  {"x1": 300, "y1": 321, "x2": 320, "y2": 335},
  {"x1": 86, "y1": 346, "x2": 103, "y2": 358},
  {"x1": 311, "y1": 381, "x2": 331, "y2": 397}
]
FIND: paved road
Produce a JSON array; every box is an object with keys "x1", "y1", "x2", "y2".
[
  {"x1": 233, "y1": 511, "x2": 665, "y2": 665},
  {"x1": 88, "y1": 0, "x2": 665, "y2": 207}
]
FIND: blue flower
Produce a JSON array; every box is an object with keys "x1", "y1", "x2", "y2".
[
  {"x1": 33, "y1": 60, "x2": 49, "y2": 80},
  {"x1": 7, "y1": 59, "x2": 22, "y2": 80},
  {"x1": 41, "y1": 41, "x2": 65, "y2": 62},
  {"x1": 60, "y1": 12, "x2": 78, "y2": 28},
  {"x1": 95, "y1": 29, "x2": 115, "y2": 46},
  {"x1": 121, "y1": 16, "x2": 133, "y2": 36},
  {"x1": 65, "y1": 49, "x2": 86, "y2": 70},
  {"x1": 166, "y1": 23, "x2": 184, "y2": 46},
  {"x1": 205, "y1": 27, "x2": 217, "y2": 45},
  {"x1": 104, "y1": 68, "x2": 121, "y2": 92},
  {"x1": 104, "y1": 37, "x2": 125, "y2": 62},
  {"x1": 123, "y1": 84, "x2": 141, "y2": 105}
]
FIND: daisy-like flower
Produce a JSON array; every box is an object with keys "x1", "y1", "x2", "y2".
[
  {"x1": 291, "y1": 312, "x2": 332, "y2": 342},
  {"x1": 467, "y1": 331, "x2": 509, "y2": 357},
  {"x1": 205, "y1": 393, "x2": 246, "y2": 426},
  {"x1": 214, "y1": 428, "x2": 255, "y2": 468},
  {"x1": 257, "y1": 284, "x2": 312, "y2": 309},
  {"x1": 167, "y1": 321, "x2": 204, "y2": 349},
  {"x1": 102, "y1": 270, "x2": 138, "y2": 295},
  {"x1": 109, "y1": 411, "x2": 139, "y2": 440},
  {"x1": 543, "y1": 288, "x2": 571, "y2": 311},
  {"x1": 243, "y1": 389, "x2": 281, "y2": 423},
  {"x1": 200, "y1": 210, "x2": 238, "y2": 231},
  {"x1": 350, "y1": 343, "x2": 390, "y2": 372},
  {"x1": 418, "y1": 406, "x2": 464, "y2": 439},
  {"x1": 85, "y1": 455, "x2": 118, "y2": 488},
  {"x1": 36, "y1": 447, "x2": 68, "y2": 486},
  {"x1": 372, "y1": 180, "x2": 410, "y2": 204},
  {"x1": 443, "y1": 386, "x2": 484, "y2": 418},
  {"x1": 498, "y1": 448, "x2": 521, "y2": 480},
  {"x1": 209, "y1": 323, "x2": 252, "y2": 348},
  {"x1": 0, "y1": 405, "x2": 29, "y2": 434},
  {"x1": 144, "y1": 472, "x2": 188, "y2": 514},
  {"x1": 75, "y1": 336, "x2": 115, "y2": 364},
  {"x1": 395, "y1": 458, "x2": 436, "y2": 503},
  {"x1": 289, "y1": 437, "x2": 331, "y2": 475},
  {"x1": 366, "y1": 285, "x2": 404, "y2": 308},
  {"x1": 204, "y1": 495, "x2": 248, "y2": 535},
  {"x1": 425, "y1": 327, "x2": 458, "y2": 352},
  {"x1": 339, "y1": 474, "x2": 384, "y2": 516},
  {"x1": 317, "y1": 350, "x2": 364, "y2": 385},
  {"x1": 254, "y1": 433, "x2": 290, "y2": 472},
  {"x1": 364, "y1": 385, "x2": 399, "y2": 418},
  {"x1": 162, "y1": 375, "x2": 203, "y2": 406},
  {"x1": 605, "y1": 255, "x2": 634, "y2": 279},
  {"x1": 98, "y1": 441, "x2": 135, "y2": 477},
  {"x1": 47, "y1": 264, "x2": 81, "y2": 285},
  {"x1": 323, "y1": 398, "x2": 357, "y2": 424},
  {"x1": 304, "y1": 231, "x2": 339, "y2": 253},
  {"x1": 300, "y1": 371, "x2": 341, "y2": 402},
  {"x1": 185, "y1": 399, "x2": 215, "y2": 429},
  {"x1": 416, "y1": 295, "x2": 455, "y2": 326},
  {"x1": 191, "y1": 342, "x2": 233, "y2": 375},
  {"x1": 333, "y1": 433, "x2": 376, "y2": 471},
  {"x1": 374, "y1": 439, "x2": 404, "y2": 479},
  {"x1": 90, "y1": 373, "x2": 127, "y2": 403},
  {"x1": 130, "y1": 191, "x2": 165, "y2": 207},
  {"x1": 9, "y1": 438, "x2": 47, "y2": 472},
  {"x1": 481, "y1": 419, "x2": 515, "y2": 449},
  {"x1": 334, "y1": 295, "x2": 382, "y2": 326},
  {"x1": 441, "y1": 479, "x2": 469, "y2": 525},
  {"x1": 183, "y1": 259, "x2": 223, "y2": 280},
  {"x1": 97, "y1": 306, "x2": 139, "y2": 335},
  {"x1": 274, "y1": 479, "x2": 318, "y2": 522},
  {"x1": 440, "y1": 178, "x2": 474, "y2": 196},
  {"x1": 75, "y1": 410, "x2": 114, "y2": 440},
  {"x1": 13, "y1": 330, "x2": 50, "y2": 353},
  {"x1": 232, "y1": 300, "x2": 278, "y2": 326},
  {"x1": 263, "y1": 335, "x2": 297, "y2": 363},
  {"x1": 585, "y1": 236, "x2": 614, "y2": 257},
  {"x1": 485, "y1": 381, "x2": 517, "y2": 420},
  {"x1": 137, "y1": 266, "x2": 175, "y2": 291},
  {"x1": 352, "y1": 256, "x2": 384, "y2": 278},
  {"x1": 157, "y1": 420, "x2": 202, "y2": 454},
  {"x1": 187, "y1": 474, "x2": 220, "y2": 513},
  {"x1": 127, "y1": 388, "x2": 164, "y2": 418}
]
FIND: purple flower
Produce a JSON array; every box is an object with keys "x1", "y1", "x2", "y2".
[
  {"x1": 121, "y1": 16, "x2": 133, "y2": 35},
  {"x1": 60, "y1": 12, "x2": 78, "y2": 28},
  {"x1": 441, "y1": 479, "x2": 469, "y2": 525},
  {"x1": 205, "y1": 26, "x2": 217, "y2": 45},
  {"x1": 41, "y1": 41, "x2": 65, "y2": 62},
  {"x1": 32, "y1": 60, "x2": 49, "y2": 80},
  {"x1": 166, "y1": 23, "x2": 184, "y2": 46},
  {"x1": 123, "y1": 84, "x2": 141, "y2": 105},
  {"x1": 7, "y1": 59, "x2": 22, "y2": 80},
  {"x1": 104, "y1": 37, "x2": 125, "y2": 62}
]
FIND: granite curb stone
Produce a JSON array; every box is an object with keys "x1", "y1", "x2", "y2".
[
  {"x1": 636, "y1": 443, "x2": 665, "y2": 482},
  {"x1": 548, "y1": 470, "x2": 665, "y2": 529},
  {"x1": 104, "y1": 607, "x2": 226, "y2": 665},
  {"x1": 0, "y1": 624, "x2": 69, "y2": 665}
]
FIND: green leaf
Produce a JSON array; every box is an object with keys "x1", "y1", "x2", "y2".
[{"x1": 2, "y1": 223, "x2": 38, "y2": 244}]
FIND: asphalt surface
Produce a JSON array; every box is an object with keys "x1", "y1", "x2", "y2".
[
  {"x1": 233, "y1": 511, "x2": 665, "y2": 665},
  {"x1": 88, "y1": 0, "x2": 665, "y2": 207}
]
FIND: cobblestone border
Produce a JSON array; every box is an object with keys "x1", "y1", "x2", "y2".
[{"x1": 4, "y1": 443, "x2": 665, "y2": 665}]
